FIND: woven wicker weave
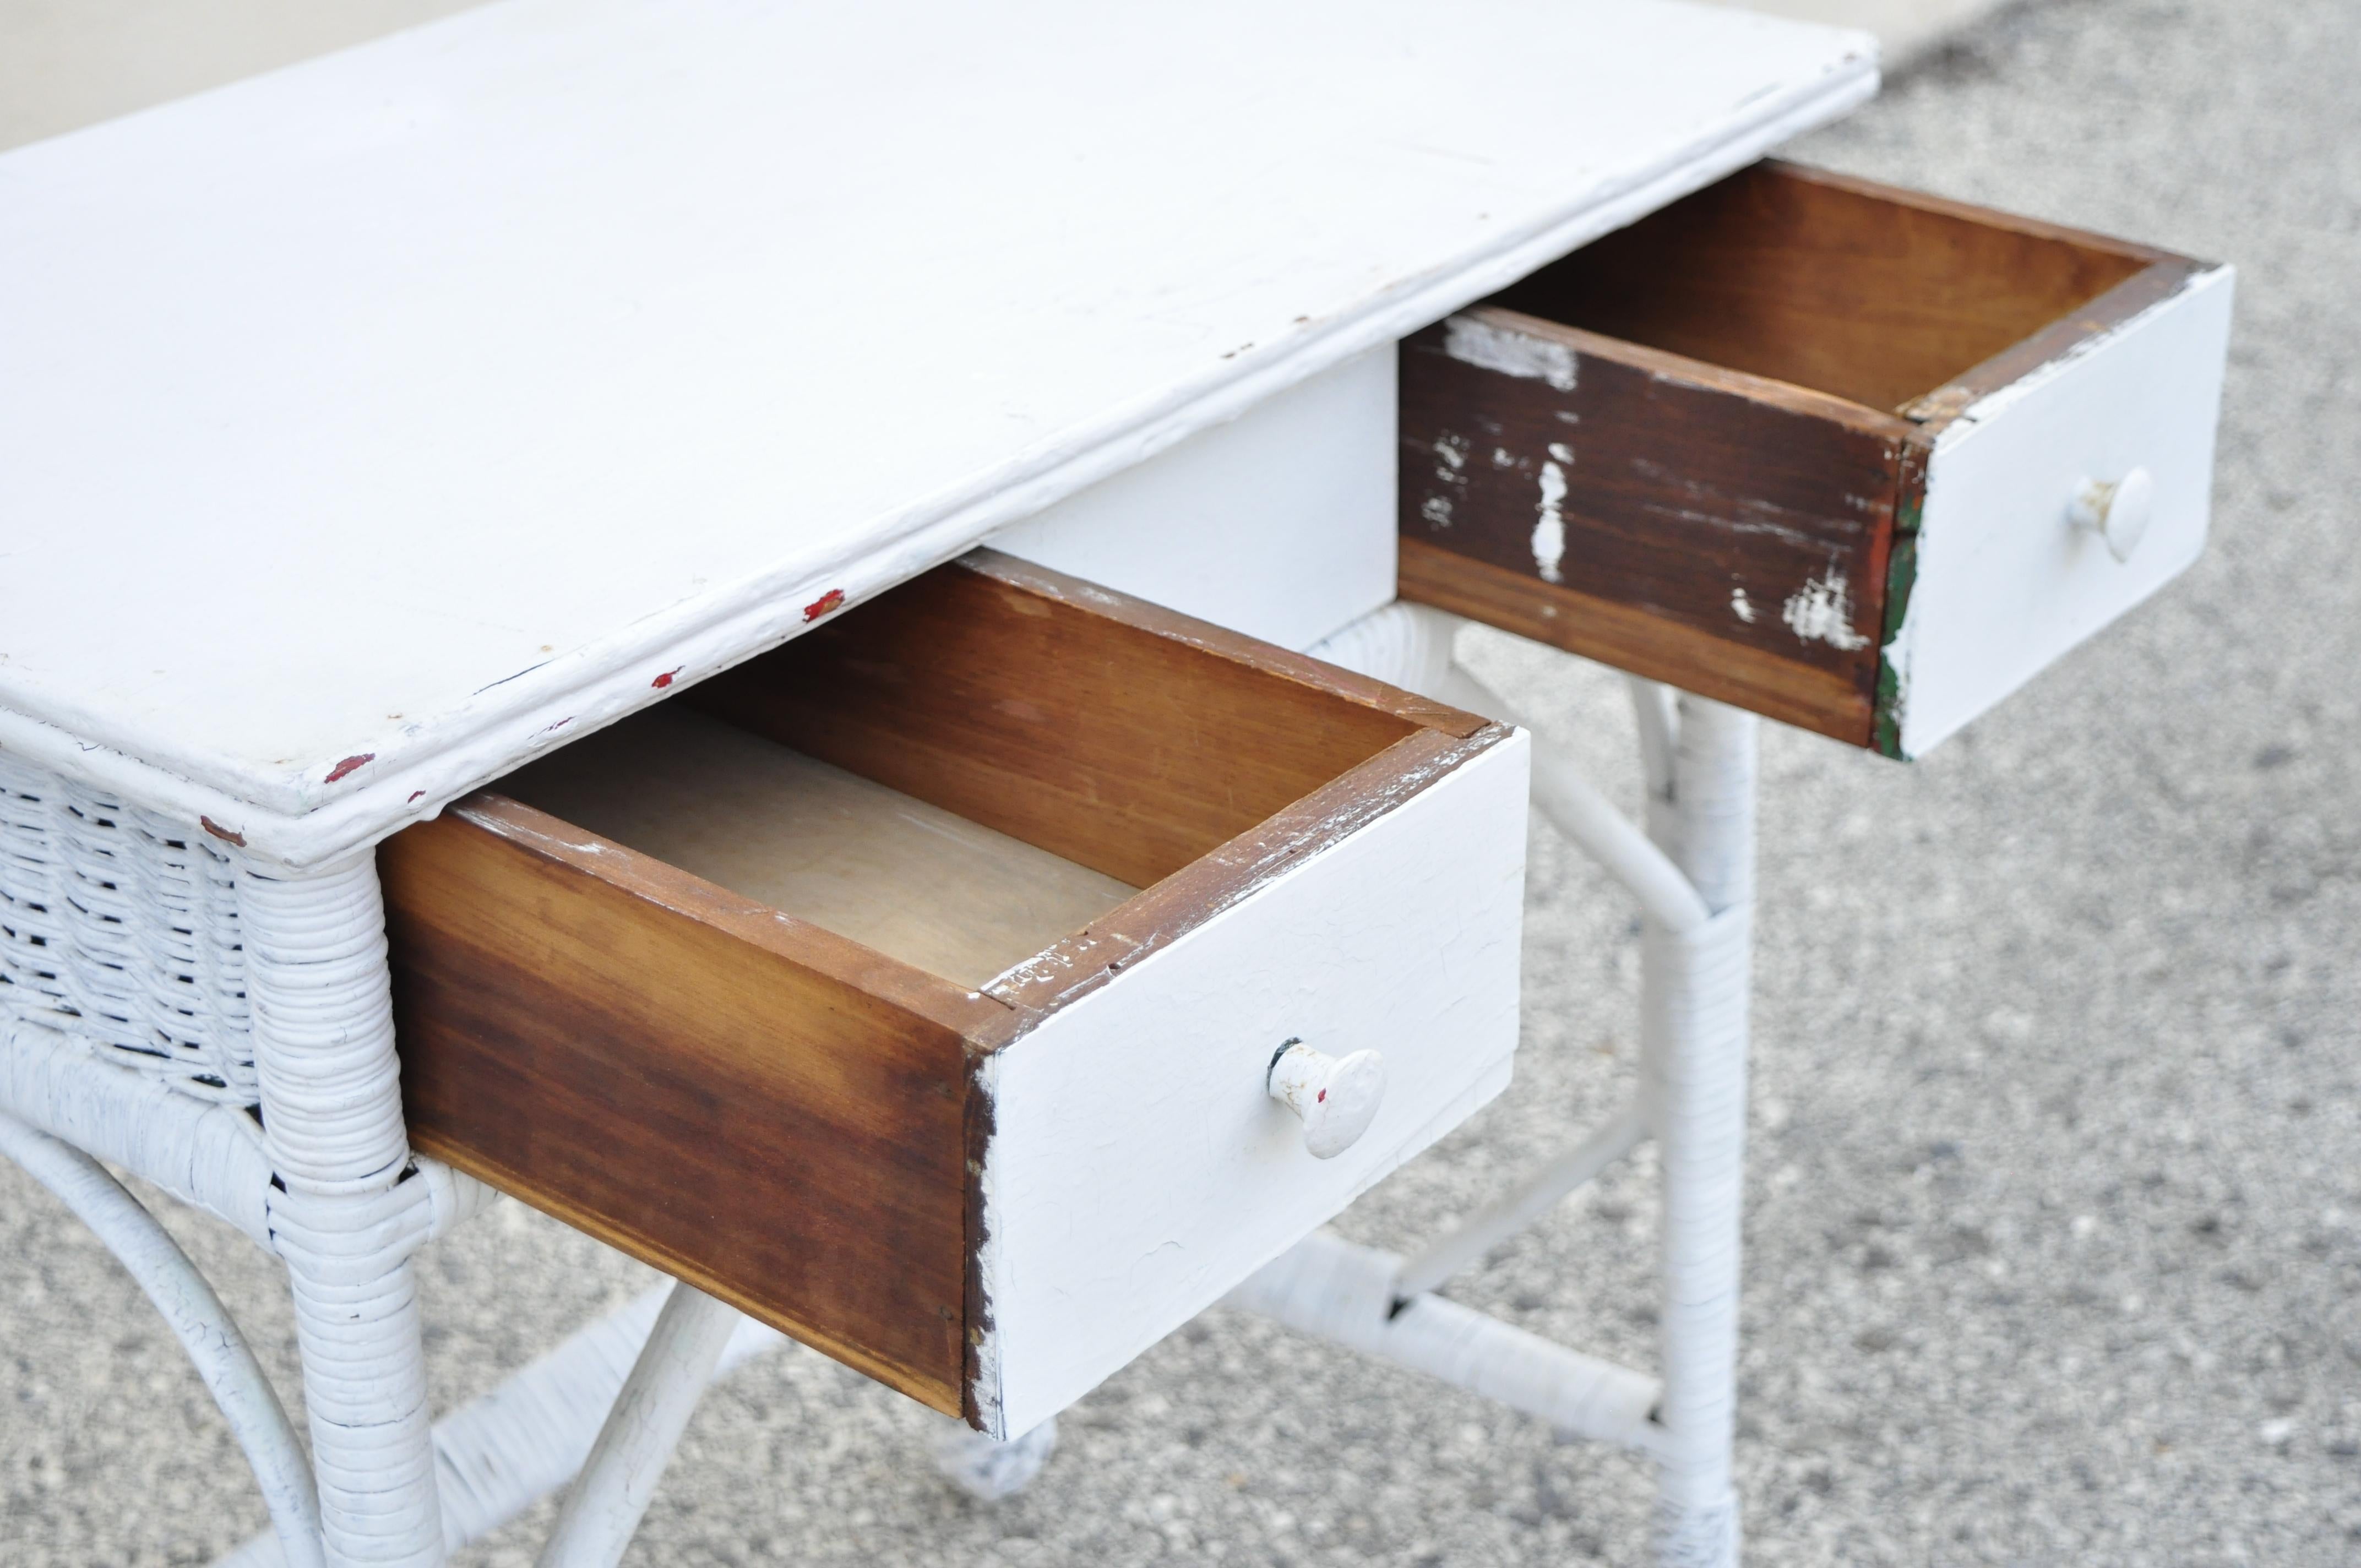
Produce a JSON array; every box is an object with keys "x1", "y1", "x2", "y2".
[{"x1": 0, "y1": 753, "x2": 257, "y2": 1105}]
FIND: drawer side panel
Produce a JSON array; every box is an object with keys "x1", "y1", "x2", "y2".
[
  {"x1": 688, "y1": 556, "x2": 1433, "y2": 891},
  {"x1": 380, "y1": 807, "x2": 978, "y2": 1412},
  {"x1": 1399, "y1": 311, "x2": 1902, "y2": 743}
]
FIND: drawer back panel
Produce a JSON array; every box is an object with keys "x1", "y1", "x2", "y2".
[
  {"x1": 686, "y1": 555, "x2": 1429, "y2": 890},
  {"x1": 1494, "y1": 161, "x2": 2154, "y2": 414}
]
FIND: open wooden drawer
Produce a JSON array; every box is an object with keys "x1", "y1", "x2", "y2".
[
  {"x1": 377, "y1": 551, "x2": 1527, "y2": 1436},
  {"x1": 1399, "y1": 160, "x2": 2235, "y2": 758}
]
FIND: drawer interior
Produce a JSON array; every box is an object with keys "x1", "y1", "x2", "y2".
[
  {"x1": 1493, "y1": 160, "x2": 2161, "y2": 416},
  {"x1": 499, "y1": 706, "x2": 1140, "y2": 989},
  {"x1": 488, "y1": 552, "x2": 1440, "y2": 989}
]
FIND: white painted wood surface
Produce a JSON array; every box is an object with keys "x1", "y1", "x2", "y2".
[
  {"x1": 0, "y1": 0, "x2": 1874, "y2": 865},
  {"x1": 972, "y1": 729, "x2": 1530, "y2": 1438},
  {"x1": 992, "y1": 346, "x2": 1399, "y2": 652},
  {"x1": 1885, "y1": 265, "x2": 2235, "y2": 758}
]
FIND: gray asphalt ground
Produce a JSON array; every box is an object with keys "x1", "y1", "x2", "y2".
[{"x1": 6, "y1": 0, "x2": 2357, "y2": 1561}]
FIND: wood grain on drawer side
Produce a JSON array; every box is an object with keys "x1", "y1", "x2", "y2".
[
  {"x1": 380, "y1": 797, "x2": 1012, "y2": 1413},
  {"x1": 1399, "y1": 317, "x2": 1909, "y2": 740}
]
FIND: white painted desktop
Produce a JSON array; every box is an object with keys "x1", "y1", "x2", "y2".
[{"x1": 0, "y1": 0, "x2": 1873, "y2": 864}]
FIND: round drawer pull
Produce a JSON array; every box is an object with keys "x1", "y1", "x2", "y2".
[
  {"x1": 2069, "y1": 467, "x2": 2155, "y2": 563},
  {"x1": 1266, "y1": 1041, "x2": 1387, "y2": 1159}
]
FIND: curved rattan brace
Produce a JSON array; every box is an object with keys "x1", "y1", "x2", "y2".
[
  {"x1": 535, "y1": 1281, "x2": 742, "y2": 1568},
  {"x1": 0, "y1": 1109, "x2": 326, "y2": 1568},
  {"x1": 215, "y1": 1287, "x2": 792, "y2": 1566}
]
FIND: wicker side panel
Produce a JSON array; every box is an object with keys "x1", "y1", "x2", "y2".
[{"x1": 0, "y1": 754, "x2": 256, "y2": 1104}]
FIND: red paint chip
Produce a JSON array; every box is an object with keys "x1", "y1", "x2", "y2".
[
  {"x1": 1317, "y1": 1088, "x2": 1327, "y2": 1103},
  {"x1": 803, "y1": 587, "x2": 846, "y2": 622},
  {"x1": 324, "y1": 753, "x2": 374, "y2": 783},
  {"x1": 652, "y1": 667, "x2": 682, "y2": 689},
  {"x1": 408, "y1": 791, "x2": 426, "y2": 804},
  {"x1": 199, "y1": 816, "x2": 246, "y2": 847}
]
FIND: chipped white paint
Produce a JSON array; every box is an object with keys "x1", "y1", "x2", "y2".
[
  {"x1": 972, "y1": 732, "x2": 1530, "y2": 1438},
  {"x1": 1422, "y1": 432, "x2": 1474, "y2": 528},
  {"x1": 1884, "y1": 265, "x2": 2234, "y2": 757},
  {"x1": 1729, "y1": 587, "x2": 1758, "y2": 624},
  {"x1": 1444, "y1": 313, "x2": 1580, "y2": 392},
  {"x1": 1779, "y1": 568, "x2": 1870, "y2": 649},
  {"x1": 1548, "y1": 441, "x2": 1574, "y2": 464},
  {"x1": 1533, "y1": 461, "x2": 1571, "y2": 584}
]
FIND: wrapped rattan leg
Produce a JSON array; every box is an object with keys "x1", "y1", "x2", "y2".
[
  {"x1": 1643, "y1": 697, "x2": 1756, "y2": 1568},
  {"x1": 242, "y1": 854, "x2": 444, "y2": 1568}
]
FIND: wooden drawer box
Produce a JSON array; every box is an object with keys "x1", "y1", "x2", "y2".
[
  {"x1": 1399, "y1": 160, "x2": 2234, "y2": 758},
  {"x1": 378, "y1": 551, "x2": 1527, "y2": 1436}
]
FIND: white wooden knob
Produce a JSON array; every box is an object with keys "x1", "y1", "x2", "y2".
[
  {"x1": 2069, "y1": 467, "x2": 2155, "y2": 563},
  {"x1": 1266, "y1": 1041, "x2": 1386, "y2": 1159}
]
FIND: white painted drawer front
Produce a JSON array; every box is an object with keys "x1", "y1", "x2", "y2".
[
  {"x1": 974, "y1": 728, "x2": 1528, "y2": 1436},
  {"x1": 1888, "y1": 265, "x2": 2236, "y2": 757}
]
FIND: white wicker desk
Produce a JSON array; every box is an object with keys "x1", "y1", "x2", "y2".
[{"x1": 3, "y1": 4, "x2": 2101, "y2": 1565}]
